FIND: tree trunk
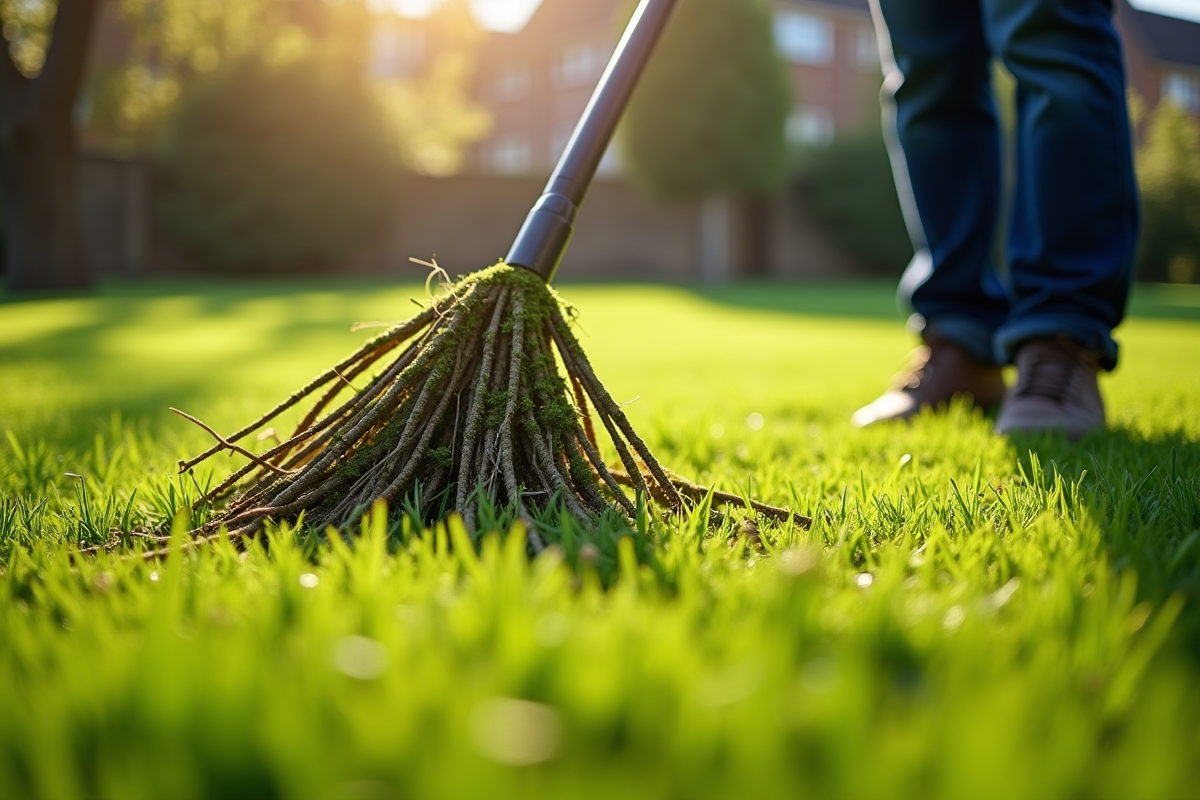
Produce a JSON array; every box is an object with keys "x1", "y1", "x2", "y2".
[
  {"x1": 0, "y1": 116, "x2": 92, "y2": 291},
  {"x1": 0, "y1": 0, "x2": 98, "y2": 294},
  {"x1": 740, "y1": 196, "x2": 770, "y2": 278},
  {"x1": 698, "y1": 194, "x2": 731, "y2": 282}
]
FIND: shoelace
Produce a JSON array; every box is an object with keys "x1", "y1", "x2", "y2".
[{"x1": 1015, "y1": 345, "x2": 1076, "y2": 402}]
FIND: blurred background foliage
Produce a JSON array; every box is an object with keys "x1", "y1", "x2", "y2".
[
  {"x1": 620, "y1": 0, "x2": 790, "y2": 201},
  {"x1": 791, "y1": 124, "x2": 911, "y2": 276},
  {"x1": 1135, "y1": 98, "x2": 1200, "y2": 285},
  {"x1": 156, "y1": 52, "x2": 400, "y2": 273},
  {"x1": 790, "y1": 66, "x2": 1012, "y2": 277},
  {"x1": 2, "y1": 0, "x2": 492, "y2": 274},
  {"x1": 792, "y1": 71, "x2": 1200, "y2": 284},
  {"x1": 83, "y1": 0, "x2": 491, "y2": 168},
  {"x1": 376, "y1": 47, "x2": 491, "y2": 178},
  {"x1": 0, "y1": 0, "x2": 54, "y2": 76},
  {"x1": 87, "y1": 0, "x2": 305, "y2": 147},
  {"x1": 2, "y1": 0, "x2": 1198, "y2": 282},
  {"x1": 0, "y1": 187, "x2": 5, "y2": 275}
]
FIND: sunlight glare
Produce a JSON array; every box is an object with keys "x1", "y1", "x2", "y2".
[
  {"x1": 384, "y1": 0, "x2": 440, "y2": 17},
  {"x1": 1129, "y1": 0, "x2": 1200, "y2": 22},
  {"x1": 383, "y1": 0, "x2": 544, "y2": 31},
  {"x1": 471, "y1": 0, "x2": 543, "y2": 32}
]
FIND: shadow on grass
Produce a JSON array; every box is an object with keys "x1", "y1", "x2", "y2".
[
  {"x1": 683, "y1": 280, "x2": 1200, "y2": 322},
  {"x1": 0, "y1": 285, "x2": 411, "y2": 448},
  {"x1": 688, "y1": 280, "x2": 902, "y2": 320},
  {"x1": 0, "y1": 273, "x2": 411, "y2": 304},
  {"x1": 1010, "y1": 427, "x2": 1200, "y2": 657}
]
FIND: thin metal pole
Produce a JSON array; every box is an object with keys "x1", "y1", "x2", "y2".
[{"x1": 504, "y1": 0, "x2": 680, "y2": 283}]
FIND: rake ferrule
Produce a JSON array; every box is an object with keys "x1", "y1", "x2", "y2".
[{"x1": 505, "y1": 192, "x2": 577, "y2": 283}]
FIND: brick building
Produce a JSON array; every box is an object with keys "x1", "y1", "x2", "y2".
[
  {"x1": 67, "y1": 0, "x2": 1200, "y2": 282},
  {"x1": 1117, "y1": 1, "x2": 1200, "y2": 117},
  {"x1": 80, "y1": 0, "x2": 1200, "y2": 170},
  {"x1": 470, "y1": 0, "x2": 624, "y2": 176},
  {"x1": 771, "y1": 0, "x2": 879, "y2": 146},
  {"x1": 468, "y1": 0, "x2": 882, "y2": 175},
  {"x1": 467, "y1": 0, "x2": 1200, "y2": 177}
]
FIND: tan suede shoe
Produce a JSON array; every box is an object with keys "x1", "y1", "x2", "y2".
[
  {"x1": 852, "y1": 335, "x2": 1006, "y2": 427},
  {"x1": 995, "y1": 337, "x2": 1105, "y2": 439}
]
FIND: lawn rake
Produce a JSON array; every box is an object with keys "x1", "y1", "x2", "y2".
[{"x1": 169, "y1": 0, "x2": 809, "y2": 551}]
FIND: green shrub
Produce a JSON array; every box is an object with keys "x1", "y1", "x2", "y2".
[
  {"x1": 1136, "y1": 100, "x2": 1200, "y2": 284},
  {"x1": 157, "y1": 54, "x2": 401, "y2": 274},
  {"x1": 793, "y1": 129, "x2": 913, "y2": 275},
  {"x1": 619, "y1": 0, "x2": 790, "y2": 200},
  {"x1": 0, "y1": 187, "x2": 6, "y2": 278}
]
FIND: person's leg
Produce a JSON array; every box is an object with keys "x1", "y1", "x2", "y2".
[
  {"x1": 983, "y1": 0, "x2": 1138, "y2": 437},
  {"x1": 871, "y1": 0, "x2": 1010, "y2": 364},
  {"x1": 854, "y1": 0, "x2": 1007, "y2": 426},
  {"x1": 983, "y1": 0, "x2": 1138, "y2": 370}
]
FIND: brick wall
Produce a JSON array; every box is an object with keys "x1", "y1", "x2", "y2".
[{"x1": 76, "y1": 156, "x2": 868, "y2": 282}]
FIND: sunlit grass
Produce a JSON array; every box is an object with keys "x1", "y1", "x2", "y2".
[{"x1": 1, "y1": 279, "x2": 1198, "y2": 799}]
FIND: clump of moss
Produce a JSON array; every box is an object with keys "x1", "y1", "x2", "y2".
[{"x1": 171, "y1": 264, "x2": 803, "y2": 552}]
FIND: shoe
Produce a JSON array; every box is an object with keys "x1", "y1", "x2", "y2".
[
  {"x1": 994, "y1": 337, "x2": 1105, "y2": 439},
  {"x1": 852, "y1": 334, "x2": 1006, "y2": 427}
]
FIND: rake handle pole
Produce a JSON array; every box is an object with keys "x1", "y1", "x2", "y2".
[{"x1": 505, "y1": 0, "x2": 680, "y2": 283}]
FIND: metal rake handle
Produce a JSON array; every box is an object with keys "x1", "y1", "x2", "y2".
[{"x1": 504, "y1": 0, "x2": 680, "y2": 283}]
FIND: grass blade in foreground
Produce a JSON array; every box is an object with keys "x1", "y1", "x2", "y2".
[{"x1": 1, "y1": 282, "x2": 1198, "y2": 799}]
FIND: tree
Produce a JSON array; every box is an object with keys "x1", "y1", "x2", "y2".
[
  {"x1": 0, "y1": 0, "x2": 489, "y2": 288},
  {"x1": 619, "y1": 0, "x2": 789, "y2": 278},
  {"x1": 0, "y1": 0, "x2": 97, "y2": 292},
  {"x1": 157, "y1": 52, "x2": 400, "y2": 273},
  {"x1": 140, "y1": 0, "x2": 486, "y2": 272},
  {"x1": 793, "y1": 126, "x2": 912, "y2": 275},
  {"x1": 1136, "y1": 100, "x2": 1200, "y2": 284},
  {"x1": 621, "y1": 0, "x2": 789, "y2": 199},
  {"x1": 85, "y1": 0, "x2": 289, "y2": 149},
  {"x1": 371, "y1": 0, "x2": 491, "y2": 176},
  {"x1": 794, "y1": 64, "x2": 1010, "y2": 276},
  {"x1": 88, "y1": 0, "x2": 490, "y2": 175}
]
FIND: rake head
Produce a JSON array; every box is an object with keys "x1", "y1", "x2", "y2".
[{"x1": 177, "y1": 265, "x2": 804, "y2": 550}]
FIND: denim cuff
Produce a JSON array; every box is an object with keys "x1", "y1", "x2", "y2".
[
  {"x1": 910, "y1": 314, "x2": 1000, "y2": 366},
  {"x1": 994, "y1": 316, "x2": 1119, "y2": 371}
]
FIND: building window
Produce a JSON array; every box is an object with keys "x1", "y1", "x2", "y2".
[
  {"x1": 490, "y1": 134, "x2": 533, "y2": 174},
  {"x1": 774, "y1": 11, "x2": 834, "y2": 66},
  {"x1": 854, "y1": 26, "x2": 879, "y2": 70},
  {"x1": 787, "y1": 106, "x2": 835, "y2": 147},
  {"x1": 555, "y1": 41, "x2": 610, "y2": 88},
  {"x1": 1163, "y1": 71, "x2": 1200, "y2": 113},
  {"x1": 493, "y1": 65, "x2": 531, "y2": 102}
]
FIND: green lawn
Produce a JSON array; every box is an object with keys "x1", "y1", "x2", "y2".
[{"x1": 1, "y1": 279, "x2": 1198, "y2": 799}]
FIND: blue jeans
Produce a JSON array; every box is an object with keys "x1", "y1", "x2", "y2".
[{"x1": 870, "y1": 0, "x2": 1139, "y2": 370}]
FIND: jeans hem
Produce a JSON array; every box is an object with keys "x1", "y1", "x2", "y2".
[
  {"x1": 994, "y1": 317, "x2": 1119, "y2": 370},
  {"x1": 916, "y1": 315, "x2": 1000, "y2": 366}
]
